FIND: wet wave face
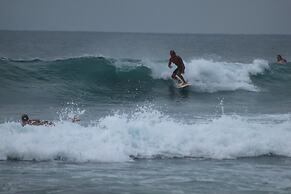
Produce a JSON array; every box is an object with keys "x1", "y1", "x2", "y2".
[
  {"x1": 1, "y1": 56, "x2": 291, "y2": 119},
  {"x1": 1, "y1": 56, "x2": 287, "y2": 97},
  {"x1": 0, "y1": 107, "x2": 290, "y2": 162}
]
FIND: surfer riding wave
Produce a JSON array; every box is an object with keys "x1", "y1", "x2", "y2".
[{"x1": 168, "y1": 50, "x2": 187, "y2": 85}]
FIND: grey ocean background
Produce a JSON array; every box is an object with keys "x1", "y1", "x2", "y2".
[{"x1": 0, "y1": 31, "x2": 291, "y2": 193}]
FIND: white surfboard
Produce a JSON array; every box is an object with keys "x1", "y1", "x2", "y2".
[{"x1": 177, "y1": 82, "x2": 191, "y2": 88}]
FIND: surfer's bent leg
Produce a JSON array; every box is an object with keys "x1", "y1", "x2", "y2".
[
  {"x1": 176, "y1": 69, "x2": 186, "y2": 84},
  {"x1": 171, "y1": 68, "x2": 179, "y2": 80}
]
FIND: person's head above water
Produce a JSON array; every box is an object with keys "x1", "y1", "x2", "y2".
[
  {"x1": 21, "y1": 114, "x2": 30, "y2": 126},
  {"x1": 21, "y1": 114, "x2": 29, "y2": 122},
  {"x1": 170, "y1": 50, "x2": 176, "y2": 57},
  {"x1": 277, "y1": 55, "x2": 283, "y2": 61}
]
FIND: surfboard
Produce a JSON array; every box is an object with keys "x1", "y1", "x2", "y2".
[{"x1": 177, "y1": 82, "x2": 191, "y2": 88}]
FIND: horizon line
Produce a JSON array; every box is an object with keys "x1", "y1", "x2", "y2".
[{"x1": 1, "y1": 29, "x2": 291, "y2": 36}]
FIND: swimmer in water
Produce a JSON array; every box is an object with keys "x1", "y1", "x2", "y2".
[{"x1": 21, "y1": 114, "x2": 80, "y2": 127}]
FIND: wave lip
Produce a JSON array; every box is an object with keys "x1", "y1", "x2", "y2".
[{"x1": 1, "y1": 108, "x2": 290, "y2": 162}]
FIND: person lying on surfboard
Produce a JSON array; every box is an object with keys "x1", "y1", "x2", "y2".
[
  {"x1": 168, "y1": 50, "x2": 187, "y2": 85},
  {"x1": 21, "y1": 114, "x2": 80, "y2": 127}
]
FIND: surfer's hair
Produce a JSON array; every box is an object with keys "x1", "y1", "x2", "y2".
[
  {"x1": 170, "y1": 50, "x2": 176, "y2": 55},
  {"x1": 22, "y1": 114, "x2": 29, "y2": 121}
]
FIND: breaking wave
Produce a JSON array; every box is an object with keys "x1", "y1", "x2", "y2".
[
  {"x1": 0, "y1": 56, "x2": 274, "y2": 95},
  {"x1": 0, "y1": 107, "x2": 290, "y2": 162}
]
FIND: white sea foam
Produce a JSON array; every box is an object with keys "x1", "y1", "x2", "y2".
[
  {"x1": 148, "y1": 58, "x2": 269, "y2": 92},
  {"x1": 0, "y1": 108, "x2": 290, "y2": 162}
]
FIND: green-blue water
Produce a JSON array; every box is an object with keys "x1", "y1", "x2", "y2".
[{"x1": 0, "y1": 31, "x2": 291, "y2": 193}]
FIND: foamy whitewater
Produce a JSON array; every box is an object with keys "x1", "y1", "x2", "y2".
[
  {"x1": 1, "y1": 31, "x2": 291, "y2": 194},
  {"x1": 150, "y1": 58, "x2": 269, "y2": 92},
  {"x1": 1, "y1": 108, "x2": 291, "y2": 162}
]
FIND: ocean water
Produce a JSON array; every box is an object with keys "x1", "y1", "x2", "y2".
[{"x1": 0, "y1": 31, "x2": 291, "y2": 193}]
